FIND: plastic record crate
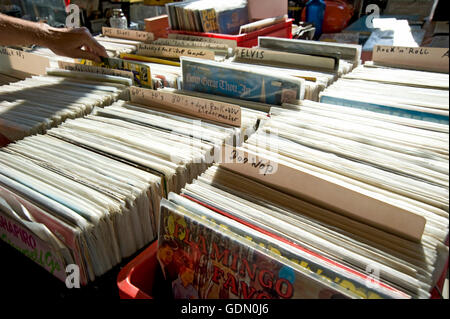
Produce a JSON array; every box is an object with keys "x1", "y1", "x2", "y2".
[
  {"x1": 117, "y1": 241, "x2": 158, "y2": 299},
  {"x1": 117, "y1": 240, "x2": 448, "y2": 300},
  {"x1": 167, "y1": 18, "x2": 293, "y2": 48}
]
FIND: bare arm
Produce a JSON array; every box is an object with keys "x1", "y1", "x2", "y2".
[{"x1": 0, "y1": 13, "x2": 107, "y2": 62}]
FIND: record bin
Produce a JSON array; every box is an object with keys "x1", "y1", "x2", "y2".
[
  {"x1": 167, "y1": 19, "x2": 294, "y2": 48},
  {"x1": 117, "y1": 241, "x2": 158, "y2": 299},
  {"x1": 117, "y1": 240, "x2": 448, "y2": 300}
]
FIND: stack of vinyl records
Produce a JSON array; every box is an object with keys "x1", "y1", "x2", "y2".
[
  {"x1": 230, "y1": 37, "x2": 359, "y2": 101},
  {"x1": 117, "y1": 37, "x2": 237, "y2": 88},
  {"x1": 24, "y1": 46, "x2": 76, "y2": 67},
  {"x1": 146, "y1": 62, "x2": 182, "y2": 89},
  {"x1": 177, "y1": 37, "x2": 363, "y2": 104},
  {"x1": 166, "y1": 0, "x2": 249, "y2": 34},
  {"x1": 0, "y1": 69, "x2": 131, "y2": 145},
  {"x1": 250, "y1": 37, "x2": 361, "y2": 102},
  {"x1": 47, "y1": 99, "x2": 252, "y2": 194},
  {"x1": 257, "y1": 37, "x2": 362, "y2": 71},
  {"x1": 160, "y1": 171, "x2": 409, "y2": 299},
  {"x1": 119, "y1": 55, "x2": 183, "y2": 89},
  {"x1": 0, "y1": 97, "x2": 262, "y2": 285},
  {"x1": 285, "y1": 99, "x2": 448, "y2": 134},
  {"x1": 345, "y1": 63, "x2": 449, "y2": 89},
  {"x1": 94, "y1": 36, "x2": 139, "y2": 58},
  {"x1": 83, "y1": 54, "x2": 182, "y2": 90},
  {"x1": 320, "y1": 63, "x2": 450, "y2": 124},
  {"x1": 0, "y1": 134, "x2": 161, "y2": 285},
  {"x1": 228, "y1": 50, "x2": 342, "y2": 102},
  {"x1": 157, "y1": 103, "x2": 449, "y2": 299},
  {"x1": 180, "y1": 56, "x2": 306, "y2": 106}
]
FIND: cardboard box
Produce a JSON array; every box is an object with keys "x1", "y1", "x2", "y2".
[
  {"x1": 248, "y1": 0, "x2": 288, "y2": 21},
  {"x1": 145, "y1": 15, "x2": 169, "y2": 39}
]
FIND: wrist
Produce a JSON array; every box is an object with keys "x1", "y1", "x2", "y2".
[{"x1": 35, "y1": 23, "x2": 63, "y2": 48}]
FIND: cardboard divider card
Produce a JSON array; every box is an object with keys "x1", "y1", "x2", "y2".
[
  {"x1": 153, "y1": 38, "x2": 230, "y2": 51},
  {"x1": 102, "y1": 27, "x2": 154, "y2": 42},
  {"x1": 130, "y1": 86, "x2": 241, "y2": 127},
  {"x1": 373, "y1": 46, "x2": 449, "y2": 73},
  {"x1": 0, "y1": 47, "x2": 50, "y2": 76},
  {"x1": 137, "y1": 44, "x2": 215, "y2": 60},
  {"x1": 58, "y1": 61, "x2": 134, "y2": 80},
  {"x1": 219, "y1": 146, "x2": 427, "y2": 243},
  {"x1": 239, "y1": 15, "x2": 287, "y2": 34},
  {"x1": 234, "y1": 47, "x2": 337, "y2": 71},
  {"x1": 168, "y1": 33, "x2": 238, "y2": 48},
  {"x1": 258, "y1": 37, "x2": 361, "y2": 65}
]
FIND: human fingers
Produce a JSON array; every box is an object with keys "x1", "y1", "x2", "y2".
[
  {"x1": 74, "y1": 27, "x2": 108, "y2": 58},
  {"x1": 82, "y1": 36, "x2": 108, "y2": 58},
  {"x1": 70, "y1": 48, "x2": 102, "y2": 62}
]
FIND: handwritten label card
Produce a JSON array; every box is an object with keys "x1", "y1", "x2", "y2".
[
  {"x1": 373, "y1": 45, "x2": 449, "y2": 73},
  {"x1": 154, "y1": 39, "x2": 229, "y2": 51},
  {"x1": 168, "y1": 33, "x2": 238, "y2": 48},
  {"x1": 130, "y1": 86, "x2": 241, "y2": 127},
  {"x1": 137, "y1": 44, "x2": 215, "y2": 60},
  {"x1": 0, "y1": 47, "x2": 50, "y2": 76},
  {"x1": 220, "y1": 146, "x2": 426, "y2": 242},
  {"x1": 220, "y1": 146, "x2": 278, "y2": 176},
  {"x1": 58, "y1": 61, "x2": 134, "y2": 80},
  {"x1": 102, "y1": 27, "x2": 154, "y2": 42},
  {"x1": 234, "y1": 47, "x2": 336, "y2": 71}
]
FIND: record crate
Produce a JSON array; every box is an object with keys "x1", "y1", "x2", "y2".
[
  {"x1": 117, "y1": 240, "x2": 448, "y2": 300},
  {"x1": 167, "y1": 19, "x2": 293, "y2": 48},
  {"x1": 117, "y1": 241, "x2": 158, "y2": 299}
]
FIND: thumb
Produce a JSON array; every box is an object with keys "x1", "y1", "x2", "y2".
[{"x1": 84, "y1": 37, "x2": 108, "y2": 58}]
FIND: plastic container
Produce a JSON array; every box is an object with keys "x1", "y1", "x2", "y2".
[
  {"x1": 110, "y1": 8, "x2": 128, "y2": 29},
  {"x1": 118, "y1": 241, "x2": 448, "y2": 300},
  {"x1": 117, "y1": 241, "x2": 158, "y2": 299},
  {"x1": 167, "y1": 19, "x2": 293, "y2": 48},
  {"x1": 305, "y1": 0, "x2": 326, "y2": 39},
  {"x1": 302, "y1": 0, "x2": 354, "y2": 34}
]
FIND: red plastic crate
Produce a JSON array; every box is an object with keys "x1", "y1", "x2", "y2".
[
  {"x1": 117, "y1": 240, "x2": 448, "y2": 299},
  {"x1": 431, "y1": 258, "x2": 448, "y2": 299},
  {"x1": 167, "y1": 19, "x2": 293, "y2": 48},
  {"x1": 117, "y1": 241, "x2": 158, "y2": 299}
]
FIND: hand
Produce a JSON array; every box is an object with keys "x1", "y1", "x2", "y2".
[{"x1": 43, "y1": 26, "x2": 108, "y2": 62}]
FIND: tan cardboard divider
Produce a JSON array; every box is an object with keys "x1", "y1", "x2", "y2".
[
  {"x1": 220, "y1": 146, "x2": 427, "y2": 242},
  {"x1": 373, "y1": 45, "x2": 449, "y2": 73},
  {"x1": 130, "y1": 86, "x2": 241, "y2": 127}
]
